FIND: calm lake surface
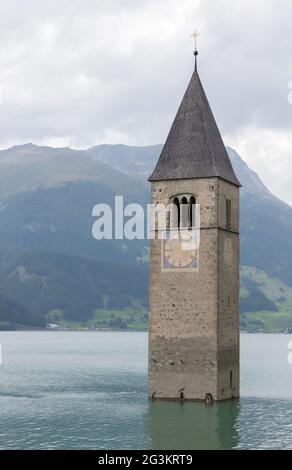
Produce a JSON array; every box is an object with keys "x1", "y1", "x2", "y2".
[{"x1": 0, "y1": 332, "x2": 291, "y2": 450}]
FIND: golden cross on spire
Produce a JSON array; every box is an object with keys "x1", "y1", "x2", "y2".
[{"x1": 191, "y1": 30, "x2": 200, "y2": 51}]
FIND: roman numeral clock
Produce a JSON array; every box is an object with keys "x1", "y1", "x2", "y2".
[
  {"x1": 162, "y1": 222, "x2": 199, "y2": 272},
  {"x1": 163, "y1": 236, "x2": 198, "y2": 270}
]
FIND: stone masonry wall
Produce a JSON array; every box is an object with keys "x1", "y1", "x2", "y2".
[{"x1": 148, "y1": 177, "x2": 240, "y2": 401}]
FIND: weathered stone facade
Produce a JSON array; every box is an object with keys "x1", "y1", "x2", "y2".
[{"x1": 148, "y1": 177, "x2": 240, "y2": 401}]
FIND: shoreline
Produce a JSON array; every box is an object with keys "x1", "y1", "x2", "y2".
[{"x1": 0, "y1": 328, "x2": 290, "y2": 334}]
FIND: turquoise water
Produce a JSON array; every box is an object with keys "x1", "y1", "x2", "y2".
[{"x1": 0, "y1": 332, "x2": 291, "y2": 450}]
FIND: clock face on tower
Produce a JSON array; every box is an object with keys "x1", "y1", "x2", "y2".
[{"x1": 162, "y1": 234, "x2": 199, "y2": 271}]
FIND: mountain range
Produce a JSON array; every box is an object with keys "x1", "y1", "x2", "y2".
[{"x1": 0, "y1": 142, "x2": 291, "y2": 332}]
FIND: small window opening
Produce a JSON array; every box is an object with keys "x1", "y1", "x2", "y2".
[
  {"x1": 172, "y1": 197, "x2": 180, "y2": 228},
  {"x1": 226, "y1": 199, "x2": 231, "y2": 230},
  {"x1": 189, "y1": 196, "x2": 196, "y2": 228},
  {"x1": 181, "y1": 197, "x2": 188, "y2": 228}
]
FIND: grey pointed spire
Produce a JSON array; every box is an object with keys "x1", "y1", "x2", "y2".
[{"x1": 149, "y1": 70, "x2": 241, "y2": 187}]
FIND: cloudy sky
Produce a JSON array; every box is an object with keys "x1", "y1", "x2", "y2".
[{"x1": 1, "y1": 0, "x2": 292, "y2": 203}]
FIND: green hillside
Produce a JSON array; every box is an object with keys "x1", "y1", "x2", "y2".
[
  {"x1": 0, "y1": 292, "x2": 35, "y2": 330},
  {"x1": 0, "y1": 251, "x2": 148, "y2": 330},
  {"x1": 0, "y1": 143, "x2": 145, "y2": 199},
  {"x1": 0, "y1": 143, "x2": 291, "y2": 332},
  {"x1": 240, "y1": 266, "x2": 292, "y2": 332},
  {"x1": 0, "y1": 181, "x2": 147, "y2": 263}
]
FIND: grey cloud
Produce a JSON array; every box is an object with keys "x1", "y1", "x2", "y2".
[
  {"x1": 0, "y1": 0, "x2": 292, "y2": 201},
  {"x1": 0, "y1": 0, "x2": 291, "y2": 145}
]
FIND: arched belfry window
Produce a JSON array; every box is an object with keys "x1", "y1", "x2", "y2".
[
  {"x1": 170, "y1": 194, "x2": 197, "y2": 229},
  {"x1": 172, "y1": 197, "x2": 180, "y2": 228},
  {"x1": 226, "y1": 199, "x2": 231, "y2": 230},
  {"x1": 189, "y1": 196, "x2": 196, "y2": 228},
  {"x1": 181, "y1": 197, "x2": 188, "y2": 228}
]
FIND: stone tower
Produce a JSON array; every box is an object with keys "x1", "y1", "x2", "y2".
[{"x1": 148, "y1": 60, "x2": 241, "y2": 402}]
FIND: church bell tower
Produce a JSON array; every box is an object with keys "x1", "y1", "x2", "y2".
[{"x1": 148, "y1": 50, "x2": 241, "y2": 402}]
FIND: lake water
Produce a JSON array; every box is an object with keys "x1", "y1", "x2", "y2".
[{"x1": 0, "y1": 331, "x2": 291, "y2": 450}]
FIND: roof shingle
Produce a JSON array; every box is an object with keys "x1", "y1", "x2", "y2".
[{"x1": 149, "y1": 70, "x2": 241, "y2": 187}]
